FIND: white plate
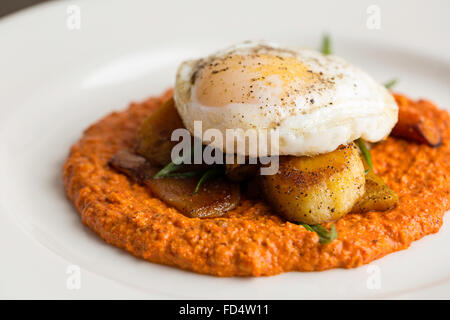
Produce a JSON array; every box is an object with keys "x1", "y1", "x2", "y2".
[{"x1": 1, "y1": 0, "x2": 449, "y2": 299}]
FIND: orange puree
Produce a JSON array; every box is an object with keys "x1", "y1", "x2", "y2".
[{"x1": 63, "y1": 91, "x2": 450, "y2": 276}]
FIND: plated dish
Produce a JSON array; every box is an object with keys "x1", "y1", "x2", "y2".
[{"x1": 63, "y1": 39, "x2": 449, "y2": 277}]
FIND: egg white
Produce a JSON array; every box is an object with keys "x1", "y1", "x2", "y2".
[{"x1": 174, "y1": 41, "x2": 398, "y2": 157}]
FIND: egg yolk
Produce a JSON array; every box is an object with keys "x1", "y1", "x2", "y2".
[{"x1": 195, "y1": 54, "x2": 317, "y2": 107}]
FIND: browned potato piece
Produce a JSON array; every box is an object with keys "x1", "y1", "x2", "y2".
[
  {"x1": 109, "y1": 150, "x2": 240, "y2": 218},
  {"x1": 148, "y1": 174, "x2": 240, "y2": 218},
  {"x1": 260, "y1": 143, "x2": 365, "y2": 224},
  {"x1": 351, "y1": 160, "x2": 398, "y2": 213},
  {"x1": 136, "y1": 98, "x2": 186, "y2": 166}
]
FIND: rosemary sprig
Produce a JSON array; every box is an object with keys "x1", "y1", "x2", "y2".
[
  {"x1": 193, "y1": 167, "x2": 224, "y2": 194},
  {"x1": 321, "y1": 34, "x2": 331, "y2": 55},
  {"x1": 356, "y1": 138, "x2": 373, "y2": 170},
  {"x1": 384, "y1": 79, "x2": 398, "y2": 89},
  {"x1": 300, "y1": 223, "x2": 338, "y2": 244}
]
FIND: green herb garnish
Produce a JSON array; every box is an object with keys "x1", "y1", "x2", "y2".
[
  {"x1": 300, "y1": 223, "x2": 338, "y2": 244},
  {"x1": 321, "y1": 34, "x2": 331, "y2": 55},
  {"x1": 356, "y1": 138, "x2": 373, "y2": 170},
  {"x1": 301, "y1": 223, "x2": 314, "y2": 232},
  {"x1": 153, "y1": 146, "x2": 195, "y2": 178},
  {"x1": 384, "y1": 79, "x2": 398, "y2": 89},
  {"x1": 193, "y1": 167, "x2": 224, "y2": 194},
  {"x1": 153, "y1": 154, "x2": 185, "y2": 178},
  {"x1": 153, "y1": 145, "x2": 203, "y2": 178}
]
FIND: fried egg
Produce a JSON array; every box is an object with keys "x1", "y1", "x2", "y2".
[{"x1": 174, "y1": 41, "x2": 398, "y2": 157}]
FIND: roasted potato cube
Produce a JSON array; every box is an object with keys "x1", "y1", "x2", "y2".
[
  {"x1": 260, "y1": 143, "x2": 365, "y2": 224},
  {"x1": 136, "y1": 98, "x2": 186, "y2": 166},
  {"x1": 351, "y1": 160, "x2": 398, "y2": 213}
]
